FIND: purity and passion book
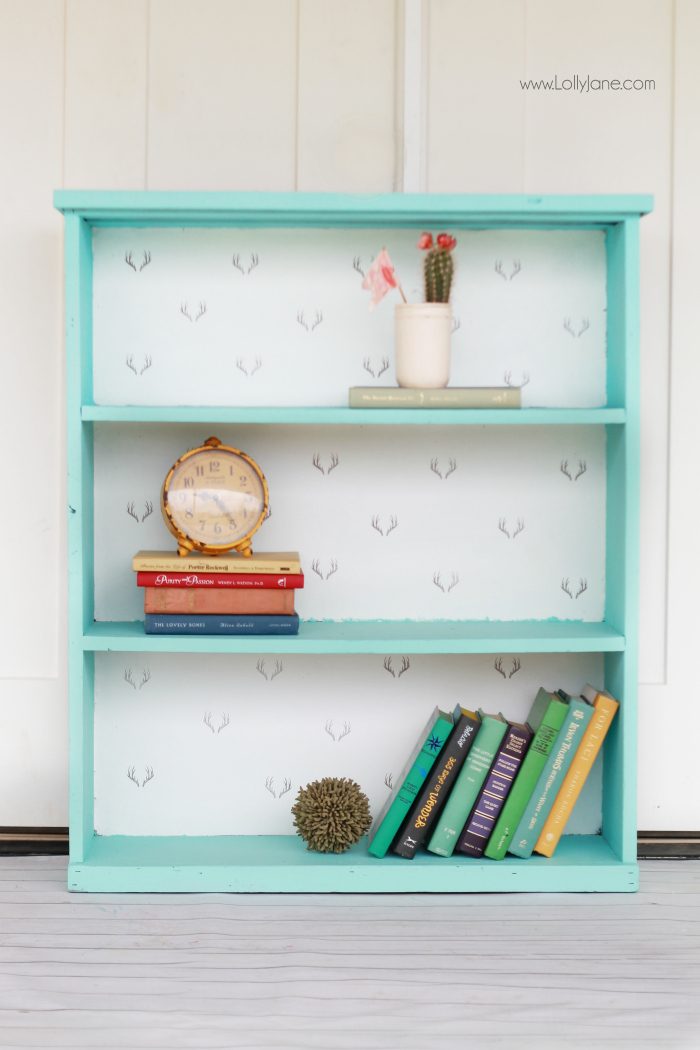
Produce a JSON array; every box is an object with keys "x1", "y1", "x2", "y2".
[
  {"x1": 348, "y1": 386, "x2": 521, "y2": 409},
  {"x1": 368, "y1": 706, "x2": 457, "y2": 859},
  {"x1": 136, "y1": 571, "x2": 304, "y2": 589},
  {"x1": 143, "y1": 613, "x2": 300, "y2": 635},
  {"x1": 391, "y1": 708, "x2": 481, "y2": 859},
  {"x1": 132, "y1": 550, "x2": 301, "y2": 574}
]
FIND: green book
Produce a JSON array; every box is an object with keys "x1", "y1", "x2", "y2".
[
  {"x1": 484, "y1": 688, "x2": 570, "y2": 860},
  {"x1": 508, "y1": 692, "x2": 594, "y2": 859},
  {"x1": 367, "y1": 705, "x2": 456, "y2": 858},
  {"x1": 426, "y1": 711, "x2": 508, "y2": 858}
]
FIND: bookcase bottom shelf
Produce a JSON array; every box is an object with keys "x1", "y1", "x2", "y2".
[{"x1": 69, "y1": 834, "x2": 638, "y2": 893}]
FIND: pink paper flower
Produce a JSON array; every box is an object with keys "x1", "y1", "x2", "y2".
[
  {"x1": 436, "y1": 232, "x2": 457, "y2": 251},
  {"x1": 362, "y1": 248, "x2": 400, "y2": 307},
  {"x1": 417, "y1": 232, "x2": 433, "y2": 250}
]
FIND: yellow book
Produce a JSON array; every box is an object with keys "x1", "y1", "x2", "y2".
[
  {"x1": 132, "y1": 550, "x2": 301, "y2": 574},
  {"x1": 533, "y1": 684, "x2": 619, "y2": 857}
]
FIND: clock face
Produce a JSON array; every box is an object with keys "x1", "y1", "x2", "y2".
[{"x1": 164, "y1": 446, "x2": 267, "y2": 549}]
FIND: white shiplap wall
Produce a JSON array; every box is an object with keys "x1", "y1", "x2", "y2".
[{"x1": 0, "y1": 0, "x2": 695, "y2": 829}]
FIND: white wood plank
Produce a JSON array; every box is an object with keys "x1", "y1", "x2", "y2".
[
  {"x1": 147, "y1": 0, "x2": 297, "y2": 190},
  {"x1": 64, "y1": 0, "x2": 148, "y2": 188},
  {"x1": 0, "y1": 1, "x2": 64, "y2": 679},
  {"x1": 297, "y1": 0, "x2": 397, "y2": 191},
  {"x1": 0, "y1": 860, "x2": 696, "y2": 1049},
  {"x1": 522, "y1": 0, "x2": 673, "y2": 689},
  {"x1": 426, "y1": 0, "x2": 527, "y2": 192}
]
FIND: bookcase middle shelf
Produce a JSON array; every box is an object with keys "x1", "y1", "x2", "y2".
[{"x1": 81, "y1": 619, "x2": 625, "y2": 653}]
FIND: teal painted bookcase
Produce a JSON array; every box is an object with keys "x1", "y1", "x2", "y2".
[{"x1": 55, "y1": 191, "x2": 651, "y2": 893}]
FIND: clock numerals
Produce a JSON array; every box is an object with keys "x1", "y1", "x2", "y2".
[
  {"x1": 195, "y1": 466, "x2": 204, "y2": 477},
  {"x1": 183, "y1": 477, "x2": 194, "y2": 489},
  {"x1": 209, "y1": 460, "x2": 221, "y2": 472},
  {"x1": 185, "y1": 509, "x2": 193, "y2": 519}
]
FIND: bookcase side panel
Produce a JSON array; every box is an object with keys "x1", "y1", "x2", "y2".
[
  {"x1": 65, "y1": 214, "x2": 96, "y2": 862},
  {"x1": 603, "y1": 218, "x2": 640, "y2": 865}
]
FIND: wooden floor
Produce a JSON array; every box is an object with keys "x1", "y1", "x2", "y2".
[{"x1": 0, "y1": 858, "x2": 697, "y2": 1049}]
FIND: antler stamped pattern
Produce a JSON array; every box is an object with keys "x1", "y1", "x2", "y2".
[
  {"x1": 371, "y1": 515, "x2": 398, "y2": 537},
  {"x1": 560, "y1": 459, "x2": 587, "y2": 481},
  {"x1": 311, "y1": 559, "x2": 339, "y2": 581},
  {"x1": 383, "y1": 656, "x2": 410, "y2": 677},
  {"x1": 430, "y1": 458, "x2": 457, "y2": 480},
  {"x1": 563, "y1": 317, "x2": 590, "y2": 338},
  {"x1": 433, "y1": 571, "x2": 460, "y2": 593},
  {"x1": 126, "y1": 501, "x2": 154, "y2": 523},
  {"x1": 125, "y1": 250, "x2": 151, "y2": 272},
  {"x1": 498, "y1": 518, "x2": 525, "y2": 539},
  {"x1": 296, "y1": 309, "x2": 323, "y2": 332},
  {"x1": 125, "y1": 355, "x2": 153, "y2": 376},
  {"x1": 362, "y1": 356, "x2": 390, "y2": 378},
  {"x1": 561, "y1": 577, "x2": 589, "y2": 599},
  {"x1": 495, "y1": 260, "x2": 521, "y2": 281},
  {"x1": 232, "y1": 253, "x2": 260, "y2": 275},
  {"x1": 312, "y1": 453, "x2": 339, "y2": 475},
  {"x1": 494, "y1": 657, "x2": 521, "y2": 678},
  {"x1": 203, "y1": 712, "x2": 231, "y2": 734},
  {"x1": 325, "y1": 720, "x2": 351, "y2": 742},
  {"x1": 127, "y1": 766, "x2": 155, "y2": 787},
  {"x1": 265, "y1": 777, "x2": 292, "y2": 799},
  {"x1": 235, "y1": 357, "x2": 262, "y2": 377},
  {"x1": 504, "y1": 370, "x2": 530, "y2": 388},
  {"x1": 256, "y1": 658, "x2": 283, "y2": 681}
]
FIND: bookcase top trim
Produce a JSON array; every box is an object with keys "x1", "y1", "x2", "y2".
[{"x1": 54, "y1": 190, "x2": 654, "y2": 226}]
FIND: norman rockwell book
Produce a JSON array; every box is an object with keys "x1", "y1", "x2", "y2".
[
  {"x1": 534, "y1": 685, "x2": 620, "y2": 857},
  {"x1": 391, "y1": 708, "x2": 481, "y2": 859},
  {"x1": 508, "y1": 692, "x2": 594, "y2": 859},
  {"x1": 132, "y1": 550, "x2": 301, "y2": 574},
  {"x1": 485, "y1": 689, "x2": 570, "y2": 860},
  {"x1": 426, "y1": 711, "x2": 508, "y2": 858},
  {"x1": 367, "y1": 705, "x2": 457, "y2": 859},
  {"x1": 455, "y1": 720, "x2": 534, "y2": 858},
  {"x1": 143, "y1": 587, "x2": 295, "y2": 615}
]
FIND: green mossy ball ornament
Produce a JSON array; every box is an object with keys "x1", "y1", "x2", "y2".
[{"x1": 292, "y1": 777, "x2": 372, "y2": 854}]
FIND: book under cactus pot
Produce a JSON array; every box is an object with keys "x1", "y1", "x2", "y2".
[
  {"x1": 292, "y1": 777, "x2": 372, "y2": 854},
  {"x1": 362, "y1": 232, "x2": 457, "y2": 389}
]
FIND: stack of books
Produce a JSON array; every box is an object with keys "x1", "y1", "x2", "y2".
[
  {"x1": 132, "y1": 550, "x2": 303, "y2": 635},
  {"x1": 367, "y1": 683, "x2": 619, "y2": 861}
]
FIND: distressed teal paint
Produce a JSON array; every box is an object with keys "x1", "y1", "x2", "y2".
[
  {"x1": 82, "y1": 619, "x2": 626, "y2": 654},
  {"x1": 82, "y1": 406, "x2": 627, "y2": 425},
  {"x1": 56, "y1": 191, "x2": 650, "y2": 893},
  {"x1": 603, "y1": 219, "x2": 641, "y2": 864},
  {"x1": 68, "y1": 834, "x2": 638, "y2": 893},
  {"x1": 64, "y1": 215, "x2": 95, "y2": 861}
]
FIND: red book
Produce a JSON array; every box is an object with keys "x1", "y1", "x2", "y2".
[
  {"x1": 143, "y1": 587, "x2": 296, "y2": 615},
  {"x1": 136, "y1": 571, "x2": 304, "y2": 590}
]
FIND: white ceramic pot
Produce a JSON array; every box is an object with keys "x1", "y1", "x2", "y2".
[{"x1": 394, "y1": 303, "x2": 452, "y2": 388}]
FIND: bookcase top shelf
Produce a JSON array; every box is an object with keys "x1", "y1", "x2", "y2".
[
  {"x1": 55, "y1": 190, "x2": 653, "y2": 228},
  {"x1": 81, "y1": 406, "x2": 627, "y2": 426},
  {"x1": 83, "y1": 619, "x2": 625, "y2": 654}
]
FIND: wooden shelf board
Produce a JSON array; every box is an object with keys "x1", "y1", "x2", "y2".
[
  {"x1": 81, "y1": 405, "x2": 627, "y2": 426},
  {"x1": 82, "y1": 619, "x2": 625, "y2": 654},
  {"x1": 68, "y1": 834, "x2": 638, "y2": 893}
]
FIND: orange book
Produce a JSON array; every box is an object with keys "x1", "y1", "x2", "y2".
[
  {"x1": 143, "y1": 587, "x2": 295, "y2": 615},
  {"x1": 533, "y1": 685, "x2": 620, "y2": 858}
]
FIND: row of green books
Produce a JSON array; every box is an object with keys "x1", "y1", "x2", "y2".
[{"x1": 367, "y1": 684, "x2": 620, "y2": 862}]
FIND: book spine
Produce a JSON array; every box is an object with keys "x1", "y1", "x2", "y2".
[
  {"x1": 143, "y1": 614, "x2": 300, "y2": 635},
  {"x1": 508, "y1": 699, "x2": 594, "y2": 859},
  {"x1": 367, "y1": 712, "x2": 455, "y2": 858},
  {"x1": 455, "y1": 724, "x2": 533, "y2": 857},
  {"x1": 348, "y1": 388, "x2": 521, "y2": 409},
  {"x1": 132, "y1": 556, "x2": 300, "y2": 574},
  {"x1": 534, "y1": 694, "x2": 619, "y2": 857},
  {"x1": 485, "y1": 698, "x2": 569, "y2": 861},
  {"x1": 136, "y1": 572, "x2": 304, "y2": 589},
  {"x1": 144, "y1": 588, "x2": 295, "y2": 615},
  {"x1": 392, "y1": 712, "x2": 481, "y2": 859},
  {"x1": 426, "y1": 716, "x2": 508, "y2": 858}
]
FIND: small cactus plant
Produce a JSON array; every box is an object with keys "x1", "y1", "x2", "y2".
[{"x1": 419, "y1": 232, "x2": 457, "y2": 303}]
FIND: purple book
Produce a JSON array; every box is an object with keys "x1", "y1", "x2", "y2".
[{"x1": 455, "y1": 721, "x2": 534, "y2": 858}]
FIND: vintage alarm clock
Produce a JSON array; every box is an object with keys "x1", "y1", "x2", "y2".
[{"x1": 161, "y1": 436, "x2": 269, "y2": 557}]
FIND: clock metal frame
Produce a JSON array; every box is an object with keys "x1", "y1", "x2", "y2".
[{"x1": 160, "y1": 436, "x2": 269, "y2": 557}]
